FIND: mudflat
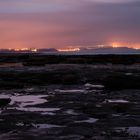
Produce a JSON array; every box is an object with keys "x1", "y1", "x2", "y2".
[{"x1": 0, "y1": 55, "x2": 140, "y2": 139}]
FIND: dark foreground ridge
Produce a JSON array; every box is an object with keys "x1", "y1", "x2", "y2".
[
  {"x1": 0, "y1": 54, "x2": 140, "y2": 65},
  {"x1": 0, "y1": 54, "x2": 140, "y2": 140}
]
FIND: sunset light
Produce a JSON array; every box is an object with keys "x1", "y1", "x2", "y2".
[
  {"x1": 57, "y1": 48, "x2": 80, "y2": 52},
  {"x1": 111, "y1": 42, "x2": 123, "y2": 48},
  {"x1": 0, "y1": 0, "x2": 139, "y2": 49},
  {"x1": 7, "y1": 48, "x2": 37, "y2": 52},
  {"x1": 1, "y1": 1, "x2": 140, "y2": 139}
]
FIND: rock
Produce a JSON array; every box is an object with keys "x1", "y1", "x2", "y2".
[{"x1": 0, "y1": 95, "x2": 11, "y2": 108}]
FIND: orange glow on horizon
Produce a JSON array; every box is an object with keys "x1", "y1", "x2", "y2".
[
  {"x1": 111, "y1": 42, "x2": 140, "y2": 49},
  {"x1": 57, "y1": 48, "x2": 80, "y2": 52},
  {"x1": 1, "y1": 43, "x2": 140, "y2": 52},
  {"x1": 108, "y1": 39, "x2": 140, "y2": 49},
  {"x1": 111, "y1": 42, "x2": 125, "y2": 48},
  {"x1": 31, "y1": 48, "x2": 37, "y2": 52},
  {"x1": 8, "y1": 48, "x2": 37, "y2": 52},
  {"x1": 132, "y1": 44, "x2": 140, "y2": 50}
]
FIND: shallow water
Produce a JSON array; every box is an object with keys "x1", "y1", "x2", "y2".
[
  {"x1": 16, "y1": 107, "x2": 60, "y2": 113},
  {"x1": 65, "y1": 109, "x2": 79, "y2": 115},
  {"x1": 10, "y1": 95, "x2": 48, "y2": 107},
  {"x1": 0, "y1": 84, "x2": 140, "y2": 139},
  {"x1": 33, "y1": 123, "x2": 63, "y2": 129},
  {"x1": 75, "y1": 118, "x2": 98, "y2": 123},
  {"x1": 0, "y1": 95, "x2": 10, "y2": 99},
  {"x1": 0, "y1": 94, "x2": 60, "y2": 114},
  {"x1": 85, "y1": 83, "x2": 104, "y2": 89},
  {"x1": 55, "y1": 89, "x2": 86, "y2": 93},
  {"x1": 115, "y1": 127, "x2": 140, "y2": 137},
  {"x1": 9, "y1": 94, "x2": 61, "y2": 113},
  {"x1": 104, "y1": 99, "x2": 129, "y2": 103}
]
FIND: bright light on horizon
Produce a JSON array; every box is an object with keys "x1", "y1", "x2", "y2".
[
  {"x1": 2, "y1": 43, "x2": 140, "y2": 52},
  {"x1": 57, "y1": 48, "x2": 80, "y2": 52},
  {"x1": 110, "y1": 42, "x2": 136, "y2": 49},
  {"x1": 7, "y1": 48, "x2": 37, "y2": 52},
  {"x1": 111, "y1": 42, "x2": 123, "y2": 48}
]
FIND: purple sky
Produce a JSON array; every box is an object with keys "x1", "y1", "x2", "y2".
[{"x1": 0, "y1": 0, "x2": 140, "y2": 49}]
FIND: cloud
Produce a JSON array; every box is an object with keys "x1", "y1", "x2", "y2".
[{"x1": 0, "y1": 0, "x2": 140, "y2": 48}]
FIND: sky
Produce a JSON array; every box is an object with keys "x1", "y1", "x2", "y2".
[{"x1": 0, "y1": 0, "x2": 140, "y2": 49}]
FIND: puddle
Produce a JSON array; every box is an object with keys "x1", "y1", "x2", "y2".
[
  {"x1": 0, "y1": 95, "x2": 10, "y2": 99},
  {"x1": 41, "y1": 112, "x2": 55, "y2": 115},
  {"x1": 85, "y1": 83, "x2": 104, "y2": 89},
  {"x1": 103, "y1": 99, "x2": 129, "y2": 103},
  {"x1": 125, "y1": 73, "x2": 133, "y2": 76},
  {"x1": 55, "y1": 89, "x2": 85, "y2": 93},
  {"x1": 9, "y1": 95, "x2": 60, "y2": 113},
  {"x1": 0, "y1": 94, "x2": 61, "y2": 114},
  {"x1": 33, "y1": 123, "x2": 63, "y2": 129},
  {"x1": 115, "y1": 127, "x2": 140, "y2": 137},
  {"x1": 16, "y1": 122, "x2": 24, "y2": 127},
  {"x1": 25, "y1": 88, "x2": 36, "y2": 92},
  {"x1": 75, "y1": 118, "x2": 98, "y2": 123},
  {"x1": 65, "y1": 109, "x2": 79, "y2": 115},
  {"x1": 10, "y1": 95, "x2": 48, "y2": 107},
  {"x1": 16, "y1": 107, "x2": 60, "y2": 113},
  {"x1": 24, "y1": 87, "x2": 46, "y2": 92}
]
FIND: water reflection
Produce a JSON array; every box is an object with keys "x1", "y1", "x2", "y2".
[
  {"x1": 75, "y1": 118, "x2": 98, "y2": 123},
  {"x1": 10, "y1": 95, "x2": 48, "y2": 107},
  {"x1": 115, "y1": 127, "x2": 140, "y2": 137},
  {"x1": 9, "y1": 95, "x2": 60, "y2": 113},
  {"x1": 103, "y1": 99, "x2": 129, "y2": 103},
  {"x1": 33, "y1": 123, "x2": 63, "y2": 129}
]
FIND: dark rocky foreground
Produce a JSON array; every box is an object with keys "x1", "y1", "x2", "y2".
[{"x1": 0, "y1": 63, "x2": 140, "y2": 139}]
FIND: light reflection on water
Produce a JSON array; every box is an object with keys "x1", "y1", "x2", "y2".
[
  {"x1": 9, "y1": 95, "x2": 60, "y2": 113},
  {"x1": 0, "y1": 85, "x2": 139, "y2": 139},
  {"x1": 85, "y1": 83, "x2": 104, "y2": 89},
  {"x1": 103, "y1": 99, "x2": 129, "y2": 103},
  {"x1": 33, "y1": 123, "x2": 63, "y2": 129},
  {"x1": 0, "y1": 94, "x2": 59, "y2": 114},
  {"x1": 55, "y1": 89, "x2": 85, "y2": 93},
  {"x1": 75, "y1": 118, "x2": 98, "y2": 123},
  {"x1": 115, "y1": 127, "x2": 140, "y2": 137},
  {"x1": 10, "y1": 95, "x2": 48, "y2": 107},
  {"x1": 15, "y1": 107, "x2": 60, "y2": 112}
]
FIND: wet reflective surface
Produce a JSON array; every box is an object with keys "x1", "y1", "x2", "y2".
[
  {"x1": 0, "y1": 64, "x2": 140, "y2": 139},
  {"x1": 114, "y1": 127, "x2": 140, "y2": 137},
  {"x1": 0, "y1": 84, "x2": 140, "y2": 140}
]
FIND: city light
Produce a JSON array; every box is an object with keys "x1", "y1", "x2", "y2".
[{"x1": 57, "y1": 48, "x2": 80, "y2": 52}]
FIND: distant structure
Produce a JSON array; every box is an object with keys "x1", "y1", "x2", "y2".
[
  {"x1": 0, "y1": 46, "x2": 140, "y2": 54},
  {"x1": 0, "y1": 48, "x2": 37, "y2": 53}
]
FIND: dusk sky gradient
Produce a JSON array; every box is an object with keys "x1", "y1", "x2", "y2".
[{"x1": 0, "y1": 0, "x2": 140, "y2": 49}]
